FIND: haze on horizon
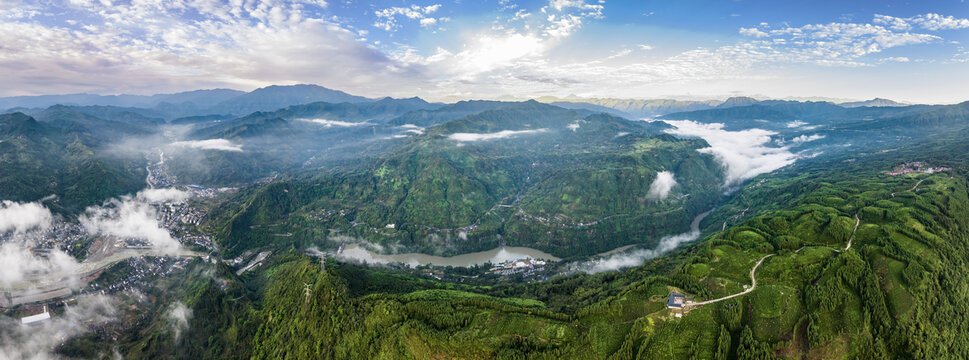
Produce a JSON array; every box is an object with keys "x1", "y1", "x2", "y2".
[{"x1": 0, "y1": 0, "x2": 967, "y2": 103}]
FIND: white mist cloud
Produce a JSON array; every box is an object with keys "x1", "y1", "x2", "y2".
[
  {"x1": 80, "y1": 190, "x2": 183, "y2": 255},
  {"x1": 647, "y1": 171, "x2": 677, "y2": 200},
  {"x1": 664, "y1": 120, "x2": 796, "y2": 187},
  {"x1": 336, "y1": 245, "x2": 393, "y2": 265},
  {"x1": 780, "y1": 134, "x2": 826, "y2": 145},
  {"x1": 0, "y1": 241, "x2": 79, "y2": 288},
  {"x1": 138, "y1": 188, "x2": 190, "y2": 204},
  {"x1": 0, "y1": 201, "x2": 53, "y2": 235},
  {"x1": 567, "y1": 122, "x2": 580, "y2": 132},
  {"x1": 167, "y1": 301, "x2": 193, "y2": 342},
  {"x1": 300, "y1": 118, "x2": 371, "y2": 127},
  {"x1": 785, "y1": 120, "x2": 807, "y2": 128},
  {"x1": 578, "y1": 227, "x2": 701, "y2": 274},
  {"x1": 170, "y1": 139, "x2": 243, "y2": 152},
  {"x1": 448, "y1": 129, "x2": 548, "y2": 142},
  {"x1": 0, "y1": 294, "x2": 117, "y2": 360}
]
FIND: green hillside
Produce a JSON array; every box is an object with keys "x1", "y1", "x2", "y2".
[
  {"x1": 209, "y1": 104, "x2": 723, "y2": 258},
  {"x1": 62, "y1": 124, "x2": 969, "y2": 360}
]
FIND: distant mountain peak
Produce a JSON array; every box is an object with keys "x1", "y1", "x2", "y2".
[
  {"x1": 839, "y1": 98, "x2": 907, "y2": 108},
  {"x1": 717, "y1": 96, "x2": 761, "y2": 109}
]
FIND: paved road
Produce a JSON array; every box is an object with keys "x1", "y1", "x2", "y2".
[{"x1": 689, "y1": 254, "x2": 773, "y2": 307}]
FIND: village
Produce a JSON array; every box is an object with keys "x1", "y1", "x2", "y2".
[{"x1": 885, "y1": 161, "x2": 952, "y2": 176}]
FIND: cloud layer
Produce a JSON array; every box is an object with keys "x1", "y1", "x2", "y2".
[
  {"x1": 170, "y1": 139, "x2": 243, "y2": 152},
  {"x1": 664, "y1": 120, "x2": 796, "y2": 187},
  {"x1": 448, "y1": 129, "x2": 548, "y2": 142},
  {"x1": 300, "y1": 118, "x2": 371, "y2": 127}
]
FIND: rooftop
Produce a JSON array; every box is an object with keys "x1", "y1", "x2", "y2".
[{"x1": 667, "y1": 293, "x2": 686, "y2": 309}]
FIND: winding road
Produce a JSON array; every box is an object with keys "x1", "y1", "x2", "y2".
[{"x1": 689, "y1": 254, "x2": 773, "y2": 307}]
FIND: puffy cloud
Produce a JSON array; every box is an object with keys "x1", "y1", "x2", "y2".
[
  {"x1": 874, "y1": 13, "x2": 969, "y2": 31},
  {"x1": 448, "y1": 129, "x2": 548, "y2": 142},
  {"x1": 646, "y1": 171, "x2": 677, "y2": 200},
  {"x1": 79, "y1": 190, "x2": 184, "y2": 255},
  {"x1": 567, "y1": 122, "x2": 580, "y2": 131},
  {"x1": 300, "y1": 118, "x2": 370, "y2": 127},
  {"x1": 0, "y1": 294, "x2": 117, "y2": 360},
  {"x1": 0, "y1": 241, "x2": 79, "y2": 288},
  {"x1": 170, "y1": 139, "x2": 243, "y2": 152},
  {"x1": 374, "y1": 4, "x2": 446, "y2": 31},
  {"x1": 739, "y1": 27, "x2": 769, "y2": 38},
  {"x1": 664, "y1": 120, "x2": 796, "y2": 187},
  {"x1": 167, "y1": 301, "x2": 193, "y2": 342},
  {"x1": 783, "y1": 134, "x2": 826, "y2": 145},
  {"x1": 0, "y1": 0, "x2": 424, "y2": 97},
  {"x1": 0, "y1": 200, "x2": 52, "y2": 235},
  {"x1": 139, "y1": 188, "x2": 191, "y2": 204}
]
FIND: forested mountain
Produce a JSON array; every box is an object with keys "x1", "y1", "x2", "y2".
[
  {"x1": 206, "y1": 84, "x2": 373, "y2": 115},
  {"x1": 6, "y1": 85, "x2": 969, "y2": 360},
  {"x1": 210, "y1": 101, "x2": 723, "y2": 257},
  {"x1": 0, "y1": 112, "x2": 145, "y2": 213},
  {"x1": 59, "y1": 125, "x2": 969, "y2": 359}
]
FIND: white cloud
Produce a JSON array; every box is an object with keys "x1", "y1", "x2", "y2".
[
  {"x1": 0, "y1": 200, "x2": 53, "y2": 235},
  {"x1": 374, "y1": 4, "x2": 445, "y2": 31},
  {"x1": 880, "y1": 56, "x2": 910, "y2": 63},
  {"x1": 0, "y1": 241, "x2": 79, "y2": 288},
  {"x1": 739, "y1": 27, "x2": 769, "y2": 38},
  {"x1": 139, "y1": 188, "x2": 191, "y2": 204},
  {"x1": 300, "y1": 118, "x2": 370, "y2": 127},
  {"x1": 170, "y1": 139, "x2": 243, "y2": 152},
  {"x1": 567, "y1": 122, "x2": 580, "y2": 131},
  {"x1": 874, "y1": 13, "x2": 969, "y2": 31},
  {"x1": 646, "y1": 171, "x2": 677, "y2": 200},
  {"x1": 785, "y1": 120, "x2": 808, "y2": 128},
  {"x1": 0, "y1": 294, "x2": 117, "y2": 360},
  {"x1": 167, "y1": 301, "x2": 193, "y2": 342},
  {"x1": 780, "y1": 134, "x2": 826, "y2": 145},
  {"x1": 574, "y1": 210, "x2": 709, "y2": 273},
  {"x1": 0, "y1": 1, "x2": 424, "y2": 97},
  {"x1": 448, "y1": 129, "x2": 548, "y2": 142},
  {"x1": 637, "y1": 44, "x2": 654, "y2": 51},
  {"x1": 606, "y1": 49, "x2": 632, "y2": 59},
  {"x1": 80, "y1": 190, "x2": 185, "y2": 255},
  {"x1": 664, "y1": 120, "x2": 796, "y2": 187}
]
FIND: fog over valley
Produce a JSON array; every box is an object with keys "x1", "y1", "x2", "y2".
[{"x1": 2, "y1": 0, "x2": 968, "y2": 358}]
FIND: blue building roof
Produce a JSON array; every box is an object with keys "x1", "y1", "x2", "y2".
[{"x1": 667, "y1": 293, "x2": 686, "y2": 308}]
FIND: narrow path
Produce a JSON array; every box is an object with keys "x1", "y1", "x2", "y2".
[
  {"x1": 910, "y1": 178, "x2": 926, "y2": 192},
  {"x1": 844, "y1": 214, "x2": 860, "y2": 251},
  {"x1": 689, "y1": 254, "x2": 773, "y2": 307}
]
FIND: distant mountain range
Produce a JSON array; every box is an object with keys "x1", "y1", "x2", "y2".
[
  {"x1": 2, "y1": 84, "x2": 919, "y2": 122},
  {"x1": 0, "y1": 84, "x2": 379, "y2": 119}
]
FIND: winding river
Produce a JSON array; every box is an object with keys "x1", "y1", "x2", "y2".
[{"x1": 337, "y1": 208, "x2": 715, "y2": 268}]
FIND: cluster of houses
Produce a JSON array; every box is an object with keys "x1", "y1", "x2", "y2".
[
  {"x1": 489, "y1": 258, "x2": 547, "y2": 276},
  {"x1": 886, "y1": 161, "x2": 952, "y2": 176}
]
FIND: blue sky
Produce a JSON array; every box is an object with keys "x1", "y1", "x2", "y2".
[{"x1": 0, "y1": 0, "x2": 967, "y2": 103}]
